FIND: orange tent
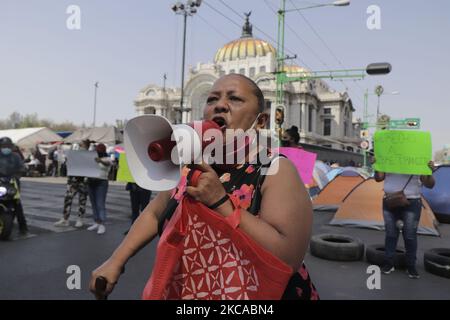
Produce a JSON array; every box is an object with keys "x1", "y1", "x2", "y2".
[
  {"x1": 312, "y1": 174, "x2": 365, "y2": 210},
  {"x1": 330, "y1": 178, "x2": 439, "y2": 236}
]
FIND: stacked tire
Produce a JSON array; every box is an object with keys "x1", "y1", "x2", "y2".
[
  {"x1": 365, "y1": 244, "x2": 407, "y2": 269},
  {"x1": 310, "y1": 234, "x2": 364, "y2": 261},
  {"x1": 424, "y1": 248, "x2": 450, "y2": 279}
]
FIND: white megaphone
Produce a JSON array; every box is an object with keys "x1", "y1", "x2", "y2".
[{"x1": 124, "y1": 115, "x2": 221, "y2": 191}]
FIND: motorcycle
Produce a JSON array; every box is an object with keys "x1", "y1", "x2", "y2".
[{"x1": 0, "y1": 177, "x2": 18, "y2": 240}]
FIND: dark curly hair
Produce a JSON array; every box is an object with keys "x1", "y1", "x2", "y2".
[{"x1": 286, "y1": 126, "x2": 300, "y2": 144}]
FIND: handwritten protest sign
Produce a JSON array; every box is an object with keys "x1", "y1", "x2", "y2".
[
  {"x1": 373, "y1": 130, "x2": 432, "y2": 175},
  {"x1": 278, "y1": 147, "x2": 317, "y2": 184},
  {"x1": 66, "y1": 150, "x2": 105, "y2": 179},
  {"x1": 116, "y1": 153, "x2": 135, "y2": 183}
]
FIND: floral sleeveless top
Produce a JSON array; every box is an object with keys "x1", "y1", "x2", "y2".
[{"x1": 158, "y1": 160, "x2": 319, "y2": 300}]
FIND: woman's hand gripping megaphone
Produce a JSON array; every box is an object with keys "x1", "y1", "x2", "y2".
[{"x1": 186, "y1": 163, "x2": 230, "y2": 210}]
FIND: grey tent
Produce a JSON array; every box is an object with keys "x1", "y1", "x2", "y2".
[
  {"x1": 0, "y1": 127, "x2": 62, "y2": 150},
  {"x1": 64, "y1": 127, "x2": 123, "y2": 145}
]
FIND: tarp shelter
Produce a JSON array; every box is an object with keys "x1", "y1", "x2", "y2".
[
  {"x1": 64, "y1": 127, "x2": 123, "y2": 146},
  {"x1": 312, "y1": 168, "x2": 366, "y2": 210},
  {"x1": 313, "y1": 161, "x2": 331, "y2": 188},
  {"x1": 326, "y1": 166, "x2": 369, "y2": 181},
  {"x1": 330, "y1": 178, "x2": 440, "y2": 236},
  {"x1": 307, "y1": 161, "x2": 330, "y2": 198},
  {"x1": 422, "y1": 165, "x2": 450, "y2": 223},
  {"x1": 0, "y1": 127, "x2": 62, "y2": 150}
]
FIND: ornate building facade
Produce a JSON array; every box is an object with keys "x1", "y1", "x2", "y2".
[{"x1": 134, "y1": 16, "x2": 362, "y2": 151}]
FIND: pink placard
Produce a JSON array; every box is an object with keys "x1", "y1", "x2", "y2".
[{"x1": 277, "y1": 147, "x2": 317, "y2": 185}]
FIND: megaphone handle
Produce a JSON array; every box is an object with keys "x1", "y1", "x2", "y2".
[
  {"x1": 95, "y1": 276, "x2": 108, "y2": 300},
  {"x1": 189, "y1": 169, "x2": 202, "y2": 188}
]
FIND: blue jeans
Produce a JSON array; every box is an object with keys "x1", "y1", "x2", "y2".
[
  {"x1": 88, "y1": 179, "x2": 108, "y2": 224},
  {"x1": 383, "y1": 198, "x2": 422, "y2": 268}
]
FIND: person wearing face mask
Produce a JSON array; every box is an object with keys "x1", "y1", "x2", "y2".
[
  {"x1": 0, "y1": 137, "x2": 28, "y2": 234},
  {"x1": 281, "y1": 126, "x2": 302, "y2": 148},
  {"x1": 89, "y1": 74, "x2": 317, "y2": 300}
]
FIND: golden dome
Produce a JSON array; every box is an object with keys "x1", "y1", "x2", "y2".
[
  {"x1": 283, "y1": 65, "x2": 311, "y2": 76},
  {"x1": 214, "y1": 12, "x2": 276, "y2": 63},
  {"x1": 214, "y1": 38, "x2": 276, "y2": 63}
]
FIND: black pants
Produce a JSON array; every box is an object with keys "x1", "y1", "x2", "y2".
[
  {"x1": 15, "y1": 200, "x2": 28, "y2": 231},
  {"x1": 127, "y1": 183, "x2": 152, "y2": 223}
]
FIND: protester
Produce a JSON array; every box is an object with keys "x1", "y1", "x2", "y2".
[
  {"x1": 281, "y1": 125, "x2": 301, "y2": 148},
  {"x1": 87, "y1": 143, "x2": 112, "y2": 235},
  {"x1": 47, "y1": 147, "x2": 58, "y2": 176},
  {"x1": 33, "y1": 145, "x2": 46, "y2": 175},
  {"x1": 123, "y1": 182, "x2": 152, "y2": 235},
  {"x1": 24, "y1": 153, "x2": 41, "y2": 176},
  {"x1": 107, "y1": 146, "x2": 118, "y2": 180},
  {"x1": 0, "y1": 137, "x2": 28, "y2": 234},
  {"x1": 374, "y1": 160, "x2": 435, "y2": 278},
  {"x1": 54, "y1": 139, "x2": 90, "y2": 228},
  {"x1": 89, "y1": 74, "x2": 317, "y2": 300}
]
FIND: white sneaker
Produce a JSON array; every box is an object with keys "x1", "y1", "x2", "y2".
[
  {"x1": 54, "y1": 218, "x2": 70, "y2": 227},
  {"x1": 74, "y1": 218, "x2": 84, "y2": 228},
  {"x1": 87, "y1": 223, "x2": 99, "y2": 231},
  {"x1": 97, "y1": 224, "x2": 106, "y2": 235}
]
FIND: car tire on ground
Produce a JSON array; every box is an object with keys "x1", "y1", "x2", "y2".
[
  {"x1": 0, "y1": 212, "x2": 14, "y2": 241},
  {"x1": 365, "y1": 244, "x2": 407, "y2": 269},
  {"x1": 310, "y1": 233, "x2": 364, "y2": 261},
  {"x1": 424, "y1": 248, "x2": 450, "y2": 279}
]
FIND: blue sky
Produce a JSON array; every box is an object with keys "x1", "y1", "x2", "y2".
[{"x1": 1, "y1": 0, "x2": 449, "y2": 152}]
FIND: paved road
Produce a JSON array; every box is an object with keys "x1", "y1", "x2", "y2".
[{"x1": 1, "y1": 178, "x2": 449, "y2": 299}]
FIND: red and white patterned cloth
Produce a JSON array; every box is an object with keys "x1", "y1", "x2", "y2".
[{"x1": 142, "y1": 196, "x2": 292, "y2": 300}]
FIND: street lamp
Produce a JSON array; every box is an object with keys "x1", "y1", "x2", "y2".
[
  {"x1": 172, "y1": 0, "x2": 202, "y2": 124},
  {"x1": 373, "y1": 85, "x2": 399, "y2": 120},
  {"x1": 274, "y1": 0, "x2": 350, "y2": 133},
  {"x1": 375, "y1": 85, "x2": 384, "y2": 120},
  {"x1": 361, "y1": 85, "x2": 398, "y2": 168},
  {"x1": 282, "y1": 0, "x2": 350, "y2": 13},
  {"x1": 93, "y1": 81, "x2": 99, "y2": 128}
]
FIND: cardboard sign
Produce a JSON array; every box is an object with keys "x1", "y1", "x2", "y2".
[
  {"x1": 373, "y1": 130, "x2": 432, "y2": 175},
  {"x1": 278, "y1": 147, "x2": 317, "y2": 184},
  {"x1": 66, "y1": 150, "x2": 106, "y2": 179},
  {"x1": 116, "y1": 153, "x2": 135, "y2": 183}
]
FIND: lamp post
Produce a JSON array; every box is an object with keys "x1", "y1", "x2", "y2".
[
  {"x1": 362, "y1": 86, "x2": 398, "y2": 168},
  {"x1": 275, "y1": 0, "x2": 350, "y2": 133},
  {"x1": 171, "y1": 0, "x2": 202, "y2": 124},
  {"x1": 93, "y1": 81, "x2": 99, "y2": 127}
]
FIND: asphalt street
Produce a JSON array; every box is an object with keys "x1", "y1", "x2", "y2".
[{"x1": 1, "y1": 177, "x2": 449, "y2": 300}]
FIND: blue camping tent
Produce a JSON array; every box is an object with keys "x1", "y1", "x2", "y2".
[{"x1": 422, "y1": 165, "x2": 450, "y2": 223}]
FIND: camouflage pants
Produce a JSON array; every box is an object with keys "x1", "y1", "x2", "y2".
[{"x1": 63, "y1": 178, "x2": 88, "y2": 220}]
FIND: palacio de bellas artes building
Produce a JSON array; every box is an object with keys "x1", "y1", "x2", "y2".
[{"x1": 134, "y1": 15, "x2": 362, "y2": 152}]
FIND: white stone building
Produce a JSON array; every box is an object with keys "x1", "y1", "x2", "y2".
[{"x1": 134, "y1": 16, "x2": 362, "y2": 151}]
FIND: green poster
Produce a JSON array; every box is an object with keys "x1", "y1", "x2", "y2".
[
  {"x1": 116, "y1": 153, "x2": 135, "y2": 183},
  {"x1": 373, "y1": 130, "x2": 432, "y2": 175}
]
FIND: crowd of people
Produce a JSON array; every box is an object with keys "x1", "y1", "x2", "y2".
[{"x1": 0, "y1": 137, "x2": 149, "y2": 237}]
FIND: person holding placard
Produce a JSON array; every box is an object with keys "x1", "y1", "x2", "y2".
[
  {"x1": 374, "y1": 160, "x2": 435, "y2": 279},
  {"x1": 55, "y1": 139, "x2": 90, "y2": 228},
  {"x1": 87, "y1": 143, "x2": 113, "y2": 235}
]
